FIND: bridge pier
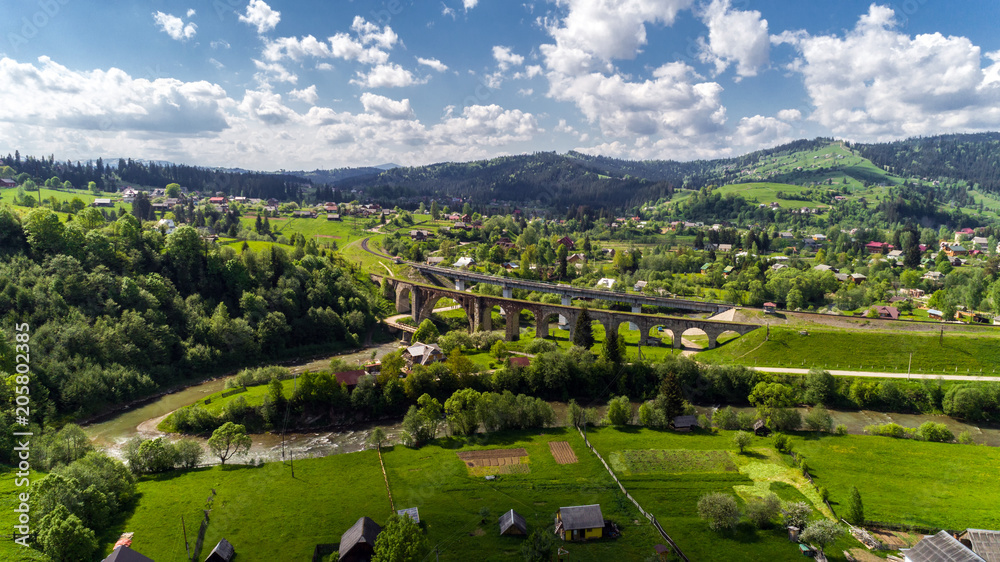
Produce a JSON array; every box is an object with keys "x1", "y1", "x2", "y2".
[
  {"x1": 673, "y1": 332, "x2": 684, "y2": 349},
  {"x1": 559, "y1": 295, "x2": 571, "y2": 328},
  {"x1": 629, "y1": 305, "x2": 641, "y2": 331},
  {"x1": 473, "y1": 299, "x2": 492, "y2": 332},
  {"x1": 456, "y1": 279, "x2": 466, "y2": 291},
  {"x1": 502, "y1": 304, "x2": 520, "y2": 341},
  {"x1": 502, "y1": 286, "x2": 513, "y2": 299},
  {"x1": 707, "y1": 332, "x2": 718, "y2": 349},
  {"x1": 411, "y1": 287, "x2": 424, "y2": 322},
  {"x1": 535, "y1": 311, "x2": 550, "y2": 339}
]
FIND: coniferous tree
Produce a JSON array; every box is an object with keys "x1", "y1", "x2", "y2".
[
  {"x1": 847, "y1": 486, "x2": 864, "y2": 524},
  {"x1": 659, "y1": 371, "x2": 685, "y2": 425},
  {"x1": 572, "y1": 306, "x2": 594, "y2": 349}
]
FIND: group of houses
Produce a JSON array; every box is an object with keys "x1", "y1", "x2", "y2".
[{"x1": 338, "y1": 503, "x2": 611, "y2": 562}]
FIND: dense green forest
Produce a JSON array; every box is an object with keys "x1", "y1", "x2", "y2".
[
  {"x1": 855, "y1": 133, "x2": 1000, "y2": 192},
  {"x1": 0, "y1": 152, "x2": 310, "y2": 199},
  {"x1": 0, "y1": 205, "x2": 383, "y2": 463}
]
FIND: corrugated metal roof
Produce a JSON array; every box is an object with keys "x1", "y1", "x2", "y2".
[
  {"x1": 398, "y1": 507, "x2": 420, "y2": 524},
  {"x1": 964, "y1": 529, "x2": 1000, "y2": 562},
  {"x1": 904, "y1": 531, "x2": 984, "y2": 562}
]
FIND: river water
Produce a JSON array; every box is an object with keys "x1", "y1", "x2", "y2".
[{"x1": 83, "y1": 341, "x2": 406, "y2": 465}]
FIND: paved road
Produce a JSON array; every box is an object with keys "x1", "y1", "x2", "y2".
[{"x1": 751, "y1": 366, "x2": 999, "y2": 382}]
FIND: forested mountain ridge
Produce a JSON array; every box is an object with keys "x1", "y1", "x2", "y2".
[{"x1": 855, "y1": 133, "x2": 1000, "y2": 192}]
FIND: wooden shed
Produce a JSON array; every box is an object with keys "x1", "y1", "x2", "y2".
[
  {"x1": 673, "y1": 415, "x2": 699, "y2": 432},
  {"x1": 754, "y1": 419, "x2": 771, "y2": 436},
  {"x1": 499, "y1": 509, "x2": 527, "y2": 536},
  {"x1": 339, "y1": 517, "x2": 382, "y2": 562},
  {"x1": 204, "y1": 538, "x2": 234, "y2": 562}
]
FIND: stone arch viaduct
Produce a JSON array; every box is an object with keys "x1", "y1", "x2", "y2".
[{"x1": 374, "y1": 275, "x2": 760, "y2": 349}]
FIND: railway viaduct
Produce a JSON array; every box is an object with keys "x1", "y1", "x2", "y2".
[{"x1": 373, "y1": 275, "x2": 759, "y2": 349}]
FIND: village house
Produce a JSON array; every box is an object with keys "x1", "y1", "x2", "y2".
[
  {"x1": 454, "y1": 256, "x2": 476, "y2": 268},
  {"x1": 0, "y1": 178, "x2": 16, "y2": 188},
  {"x1": 102, "y1": 545, "x2": 156, "y2": 562},
  {"x1": 850, "y1": 273, "x2": 867, "y2": 284},
  {"x1": 596, "y1": 278, "x2": 615, "y2": 289},
  {"x1": 557, "y1": 236, "x2": 575, "y2": 249},
  {"x1": 334, "y1": 370, "x2": 374, "y2": 391},
  {"x1": 959, "y1": 528, "x2": 1000, "y2": 561},
  {"x1": 567, "y1": 253, "x2": 587, "y2": 265},
  {"x1": 869, "y1": 305, "x2": 900, "y2": 320},
  {"x1": 409, "y1": 230, "x2": 431, "y2": 241},
  {"x1": 946, "y1": 244, "x2": 969, "y2": 257},
  {"x1": 763, "y1": 302, "x2": 777, "y2": 314},
  {"x1": 327, "y1": 213, "x2": 341, "y2": 221},
  {"x1": 865, "y1": 241, "x2": 893, "y2": 254},
  {"x1": 293, "y1": 210, "x2": 317, "y2": 218},
  {"x1": 555, "y1": 505, "x2": 604, "y2": 541},
  {"x1": 403, "y1": 343, "x2": 445, "y2": 368},
  {"x1": 673, "y1": 415, "x2": 699, "y2": 432},
  {"x1": 92, "y1": 198, "x2": 112, "y2": 207},
  {"x1": 425, "y1": 256, "x2": 445, "y2": 266},
  {"x1": 633, "y1": 280, "x2": 648, "y2": 292}
]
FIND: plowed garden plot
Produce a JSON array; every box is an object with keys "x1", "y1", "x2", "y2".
[
  {"x1": 548, "y1": 441, "x2": 578, "y2": 464},
  {"x1": 610, "y1": 449, "x2": 737, "y2": 474},
  {"x1": 456, "y1": 448, "x2": 529, "y2": 476}
]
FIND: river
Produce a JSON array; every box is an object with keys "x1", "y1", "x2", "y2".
[{"x1": 83, "y1": 341, "x2": 406, "y2": 465}]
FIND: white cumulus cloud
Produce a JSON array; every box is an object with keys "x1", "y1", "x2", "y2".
[
  {"x1": 493, "y1": 46, "x2": 524, "y2": 70},
  {"x1": 361, "y1": 92, "x2": 415, "y2": 120},
  {"x1": 464, "y1": 0, "x2": 480, "y2": 10},
  {"x1": 351, "y1": 63, "x2": 426, "y2": 88},
  {"x1": 239, "y1": 0, "x2": 281, "y2": 34},
  {"x1": 417, "y1": 57, "x2": 449, "y2": 72},
  {"x1": 289, "y1": 85, "x2": 319, "y2": 105},
  {"x1": 698, "y1": 0, "x2": 769, "y2": 78},
  {"x1": 153, "y1": 11, "x2": 197, "y2": 42},
  {"x1": 778, "y1": 4, "x2": 1000, "y2": 139}
]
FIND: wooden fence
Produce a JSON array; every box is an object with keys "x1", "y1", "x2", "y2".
[{"x1": 577, "y1": 427, "x2": 689, "y2": 562}]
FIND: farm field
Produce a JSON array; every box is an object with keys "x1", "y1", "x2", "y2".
[
  {"x1": 119, "y1": 429, "x2": 665, "y2": 561},
  {"x1": 793, "y1": 434, "x2": 1000, "y2": 531},
  {"x1": 584, "y1": 427, "x2": 861, "y2": 561},
  {"x1": 0, "y1": 186, "x2": 127, "y2": 207},
  {"x1": 697, "y1": 325, "x2": 1000, "y2": 374},
  {"x1": 712, "y1": 182, "x2": 833, "y2": 209}
]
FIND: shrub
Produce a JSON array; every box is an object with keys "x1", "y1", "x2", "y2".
[
  {"x1": 712, "y1": 406, "x2": 738, "y2": 430},
  {"x1": 525, "y1": 338, "x2": 557, "y2": 354},
  {"x1": 697, "y1": 492, "x2": 741, "y2": 531},
  {"x1": 736, "y1": 411, "x2": 756, "y2": 431},
  {"x1": 745, "y1": 494, "x2": 781, "y2": 529},
  {"x1": 917, "y1": 421, "x2": 954, "y2": 443},
  {"x1": 174, "y1": 439, "x2": 204, "y2": 469},
  {"x1": 605, "y1": 395, "x2": 633, "y2": 426},
  {"x1": 771, "y1": 408, "x2": 801, "y2": 432},
  {"x1": 437, "y1": 331, "x2": 473, "y2": 354},
  {"x1": 781, "y1": 501, "x2": 812, "y2": 528},
  {"x1": 733, "y1": 430, "x2": 753, "y2": 453},
  {"x1": 226, "y1": 366, "x2": 290, "y2": 389},
  {"x1": 773, "y1": 433, "x2": 792, "y2": 454},
  {"x1": 958, "y1": 430, "x2": 975, "y2": 445},
  {"x1": 834, "y1": 423, "x2": 848, "y2": 436},
  {"x1": 864, "y1": 422, "x2": 906, "y2": 438},
  {"x1": 638, "y1": 401, "x2": 666, "y2": 428},
  {"x1": 804, "y1": 405, "x2": 833, "y2": 432}
]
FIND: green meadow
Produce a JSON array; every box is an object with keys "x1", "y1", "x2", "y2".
[{"x1": 697, "y1": 326, "x2": 1000, "y2": 374}]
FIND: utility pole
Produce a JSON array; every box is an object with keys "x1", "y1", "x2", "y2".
[
  {"x1": 182, "y1": 515, "x2": 190, "y2": 560},
  {"x1": 907, "y1": 352, "x2": 912, "y2": 380}
]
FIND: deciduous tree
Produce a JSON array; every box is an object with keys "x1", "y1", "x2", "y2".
[{"x1": 207, "y1": 422, "x2": 252, "y2": 465}]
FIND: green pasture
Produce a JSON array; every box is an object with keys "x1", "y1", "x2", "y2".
[
  {"x1": 697, "y1": 326, "x2": 1000, "y2": 374},
  {"x1": 794, "y1": 434, "x2": 1000, "y2": 530},
  {"x1": 584, "y1": 427, "x2": 861, "y2": 561}
]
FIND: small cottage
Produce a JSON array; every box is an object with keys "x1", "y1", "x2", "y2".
[
  {"x1": 499, "y1": 509, "x2": 527, "y2": 536},
  {"x1": 555, "y1": 504, "x2": 604, "y2": 541},
  {"x1": 673, "y1": 415, "x2": 699, "y2": 432},
  {"x1": 753, "y1": 419, "x2": 770, "y2": 436},
  {"x1": 903, "y1": 530, "x2": 984, "y2": 562},
  {"x1": 403, "y1": 343, "x2": 444, "y2": 368},
  {"x1": 204, "y1": 538, "x2": 235, "y2": 562},
  {"x1": 339, "y1": 517, "x2": 382, "y2": 562},
  {"x1": 102, "y1": 546, "x2": 155, "y2": 562},
  {"x1": 763, "y1": 302, "x2": 777, "y2": 314}
]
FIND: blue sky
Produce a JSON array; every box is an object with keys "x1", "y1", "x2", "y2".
[{"x1": 1, "y1": 0, "x2": 999, "y2": 170}]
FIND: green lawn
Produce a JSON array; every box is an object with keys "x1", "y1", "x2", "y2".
[
  {"x1": 0, "y1": 469, "x2": 49, "y2": 562},
  {"x1": 123, "y1": 451, "x2": 388, "y2": 561},
  {"x1": 584, "y1": 427, "x2": 861, "y2": 561},
  {"x1": 697, "y1": 326, "x2": 1000, "y2": 374},
  {"x1": 794, "y1": 434, "x2": 1000, "y2": 530},
  {"x1": 119, "y1": 429, "x2": 666, "y2": 561}
]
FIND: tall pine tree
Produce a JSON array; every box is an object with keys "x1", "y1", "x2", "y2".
[{"x1": 572, "y1": 306, "x2": 594, "y2": 349}]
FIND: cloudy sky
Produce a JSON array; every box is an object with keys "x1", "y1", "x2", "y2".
[{"x1": 1, "y1": 0, "x2": 999, "y2": 170}]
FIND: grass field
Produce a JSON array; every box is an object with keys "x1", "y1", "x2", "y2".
[
  {"x1": 584, "y1": 427, "x2": 861, "y2": 561},
  {"x1": 713, "y1": 182, "x2": 832, "y2": 209},
  {"x1": 793, "y1": 434, "x2": 1000, "y2": 530},
  {"x1": 0, "y1": 469, "x2": 49, "y2": 562},
  {"x1": 118, "y1": 429, "x2": 665, "y2": 561},
  {"x1": 697, "y1": 326, "x2": 1000, "y2": 374},
  {"x1": 0, "y1": 186, "x2": 126, "y2": 207}
]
